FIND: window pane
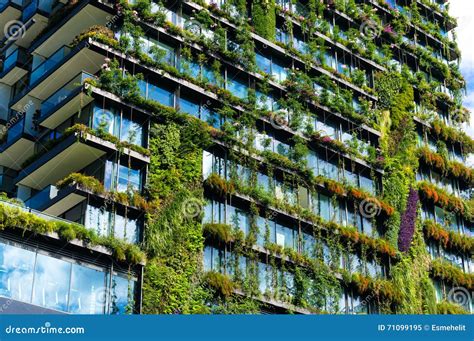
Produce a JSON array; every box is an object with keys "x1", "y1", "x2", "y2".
[
  {"x1": 32, "y1": 254, "x2": 71, "y2": 312},
  {"x1": 0, "y1": 242, "x2": 35, "y2": 303},
  {"x1": 319, "y1": 193, "x2": 331, "y2": 221},
  {"x1": 117, "y1": 165, "x2": 141, "y2": 192},
  {"x1": 109, "y1": 275, "x2": 135, "y2": 314},
  {"x1": 68, "y1": 264, "x2": 106, "y2": 314},
  {"x1": 179, "y1": 97, "x2": 200, "y2": 117},
  {"x1": 148, "y1": 83, "x2": 173, "y2": 106},
  {"x1": 92, "y1": 107, "x2": 115, "y2": 135}
]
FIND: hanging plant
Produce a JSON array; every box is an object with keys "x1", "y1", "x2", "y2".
[{"x1": 398, "y1": 188, "x2": 419, "y2": 252}]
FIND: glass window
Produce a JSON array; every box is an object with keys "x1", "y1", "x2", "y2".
[
  {"x1": 202, "y1": 108, "x2": 222, "y2": 129},
  {"x1": 319, "y1": 193, "x2": 331, "y2": 221},
  {"x1": 0, "y1": 242, "x2": 35, "y2": 303},
  {"x1": 271, "y1": 59, "x2": 287, "y2": 83},
  {"x1": 359, "y1": 174, "x2": 374, "y2": 195},
  {"x1": 256, "y1": 216, "x2": 266, "y2": 247},
  {"x1": 276, "y1": 223, "x2": 294, "y2": 249},
  {"x1": 256, "y1": 53, "x2": 272, "y2": 74},
  {"x1": 203, "y1": 246, "x2": 213, "y2": 271},
  {"x1": 114, "y1": 214, "x2": 139, "y2": 243},
  {"x1": 362, "y1": 216, "x2": 373, "y2": 235},
  {"x1": 257, "y1": 173, "x2": 271, "y2": 193},
  {"x1": 258, "y1": 262, "x2": 268, "y2": 293},
  {"x1": 92, "y1": 107, "x2": 115, "y2": 135},
  {"x1": 109, "y1": 275, "x2": 135, "y2": 314},
  {"x1": 344, "y1": 169, "x2": 358, "y2": 187},
  {"x1": 317, "y1": 120, "x2": 337, "y2": 139},
  {"x1": 68, "y1": 264, "x2": 106, "y2": 314},
  {"x1": 117, "y1": 164, "x2": 141, "y2": 193},
  {"x1": 144, "y1": 81, "x2": 174, "y2": 106},
  {"x1": 32, "y1": 253, "x2": 71, "y2": 312},
  {"x1": 435, "y1": 206, "x2": 446, "y2": 226},
  {"x1": 120, "y1": 115, "x2": 143, "y2": 146},
  {"x1": 303, "y1": 232, "x2": 316, "y2": 257},
  {"x1": 319, "y1": 158, "x2": 339, "y2": 180},
  {"x1": 179, "y1": 97, "x2": 200, "y2": 117},
  {"x1": 226, "y1": 75, "x2": 247, "y2": 99},
  {"x1": 85, "y1": 205, "x2": 110, "y2": 237}
]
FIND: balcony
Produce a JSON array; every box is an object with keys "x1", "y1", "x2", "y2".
[
  {"x1": 0, "y1": 47, "x2": 28, "y2": 85},
  {"x1": 15, "y1": 130, "x2": 150, "y2": 190},
  {"x1": 0, "y1": 115, "x2": 35, "y2": 170},
  {"x1": 10, "y1": 40, "x2": 105, "y2": 112},
  {"x1": 39, "y1": 71, "x2": 95, "y2": 129},
  {"x1": 25, "y1": 179, "x2": 144, "y2": 219},
  {"x1": 5, "y1": 0, "x2": 61, "y2": 48},
  {"x1": 30, "y1": 0, "x2": 115, "y2": 59}
]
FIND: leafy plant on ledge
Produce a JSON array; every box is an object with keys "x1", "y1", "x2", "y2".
[
  {"x1": 0, "y1": 202, "x2": 146, "y2": 265},
  {"x1": 423, "y1": 220, "x2": 474, "y2": 255},
  {"x1": 56, "y1": 173, "x2": 154, "y2": 211},
  {"x1": 204, "y1": 271, "x2": 237, "y2": 297},
  {"x1": 431, "y1": 258, "x2": 474, "y2": 290}
]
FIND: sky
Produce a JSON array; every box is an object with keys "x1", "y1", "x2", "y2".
[{"x1": 449, "y1": 0, "x2": 474, "y2": 165}]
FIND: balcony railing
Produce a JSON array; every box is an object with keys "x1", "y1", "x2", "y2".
[
  {"x1": 5, "y1": 115, "x2": 25, "y2": 145},
  {"x1": 1, "y1": 47, "x2": 27, "y2": 73},
  {"x1": 21, "y1": 0, "x2": 56, "y2": 21},
  {"x1": 29, "y1": 45, "x2": 72, "y2": 85},
  {"x1": 0, "y1": 0, "x2": 24, "y2": 11},
  {"x1": 0, "y1": 198, "x2": 72, "y2": 225},
  {"x1": 24, "y1": 184, "x2": 58, "y2": 210},
  {"x1": 40, "y1": 71, "x2": 95, "y2": 117}
]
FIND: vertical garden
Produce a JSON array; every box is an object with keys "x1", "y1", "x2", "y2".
[{"x1": 70, "y1": 0, "x2": 473, "y2": 314}]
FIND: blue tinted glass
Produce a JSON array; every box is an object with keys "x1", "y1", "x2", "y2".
[
  {"x1": 68, "y1": 264, "x2": 106, "y2": 314},
  {"x1": 32, "y1": 253, "x2": 71, "y2": 312},
  {"x1": 120, "y1": 116, "x2": 143, "y2": 146},
  {"x1": 227, "y1": 77, "x2": 247, "y2": 99},
  {"x1": 319, "y1": 193, "x2": 331, "y2": 221},
  {"x1": 0, "y1": 242, "x2": 35, "y2": 303},
  {"x1": 148, "y1": 83, "x2": 173, "y2": 106},
  {"x1": 202, "y1": 108, "x2": 221, "y2": 128},
  {"x1": 179, "y1": 97, "x2": 200, "y2": 117},
  {"x1": 256, "y1": 53, "x2": 271, "y2": 74},
  {"x1": 117, "y1": 164, "x2": 141, "y2": 192},
  {"x1": 109, "y1": 275, "x2": 135, "y2": 314}
]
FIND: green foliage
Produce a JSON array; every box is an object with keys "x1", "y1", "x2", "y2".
[
  {"x1": 143, "y1": 120, "x2": 211, "y2": 314},
  {"x1": 203, "y1": 223, "x2": 234, "y2": 243},
  {"x1": 252, "y1": 0, "x2": 276, "y2": 40},
  {"x1": 436, "y1": 301, "x2": 469, "y2": 314},
  {"x1": 0, "y1": 203, "x2": 145, "y2": 264},
  {"x1": 64, "y1": 2, "x2": 470, "y2": 314},
  {"x1": 204, "y1": 271, "x2": 236, "y2": 297}
]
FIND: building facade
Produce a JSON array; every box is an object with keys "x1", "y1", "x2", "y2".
[{"x1": 0, "y1": 0, "x2": 471, "y2": 314}]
